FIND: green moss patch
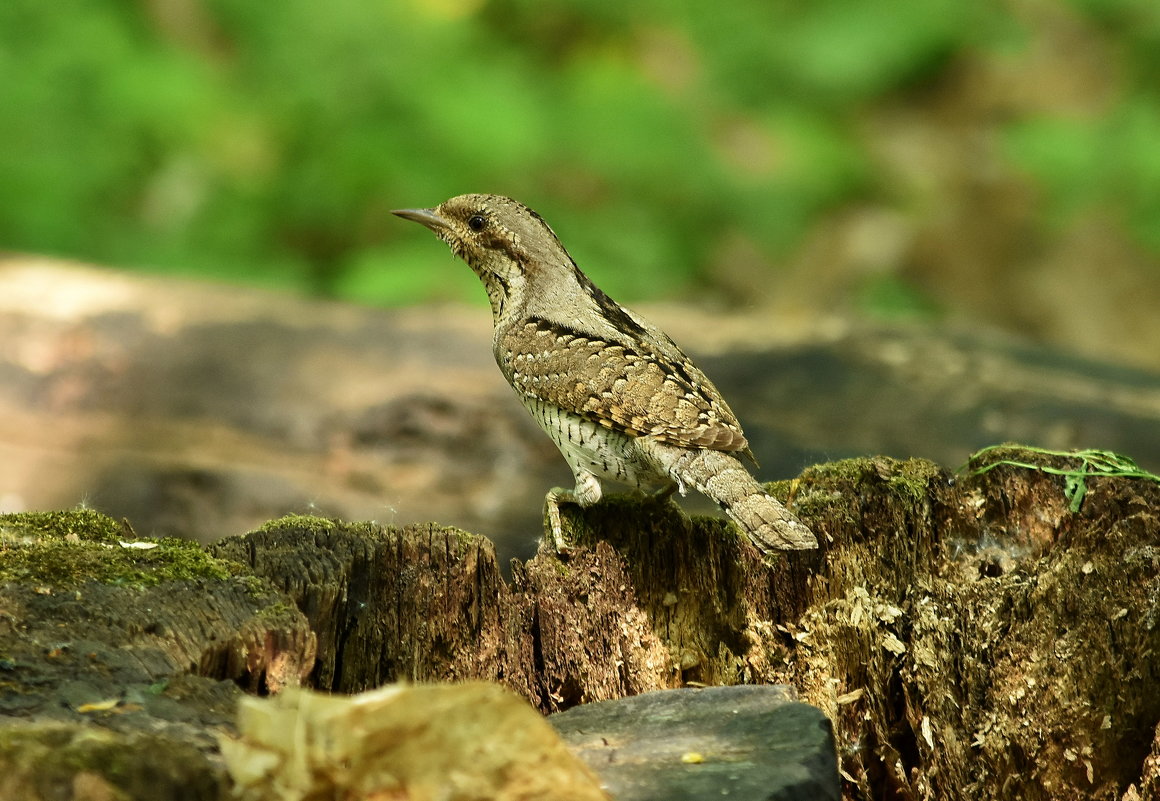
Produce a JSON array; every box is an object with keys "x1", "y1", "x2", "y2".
[{"x1": 0, "y1": 510, "x2": 232, "y2": 589}]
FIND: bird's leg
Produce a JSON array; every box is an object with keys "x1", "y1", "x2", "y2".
[{"x1": 544, "y1": 469, "x2": 602, "y2": 553}]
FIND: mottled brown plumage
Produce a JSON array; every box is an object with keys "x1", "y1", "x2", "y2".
[
  {"x1": 499, "y1": 318, "x2": 748, "y2": 452},
  {"x1": 393, "y1": 194, "x2": 817, "y2": 553}
]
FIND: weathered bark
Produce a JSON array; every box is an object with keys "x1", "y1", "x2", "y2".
[
  {"x1": 205, "y1": 514, "x2": 678, "y2": 710},
  {"x1": 2, "y1": 446, "x2": 1158, "y2": 800}
]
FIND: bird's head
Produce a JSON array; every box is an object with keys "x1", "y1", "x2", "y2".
[{"x1": 393, "y1": 194, "x2": 572, "y2": 318}]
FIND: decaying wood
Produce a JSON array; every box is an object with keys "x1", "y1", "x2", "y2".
[{"x1": 2, "y1": 446, "x2": 1159, "y2": 800}]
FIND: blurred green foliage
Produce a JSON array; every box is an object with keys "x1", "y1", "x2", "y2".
[
  {"x1": 1, "y1": 0, "x2": 1158, "y2": 307},
  {"x1": 1007, "y1": 99, "x2": 1160, "y2": 249}
]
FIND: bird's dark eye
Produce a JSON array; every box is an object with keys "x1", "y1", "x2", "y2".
[{"x1": 467, "y1": 214, "x2": 486, "y2": 232}]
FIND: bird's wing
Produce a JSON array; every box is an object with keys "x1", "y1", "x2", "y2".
[{"x1": 498, "y1": 318, "x2": 749, "y2": 452}]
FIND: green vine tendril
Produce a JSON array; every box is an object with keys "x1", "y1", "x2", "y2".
[{"x1": 961, "y1": 445, "x2": 1160, "y2": 513}]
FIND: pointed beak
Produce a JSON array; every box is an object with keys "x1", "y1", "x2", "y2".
[{"x1": 392, "y1": 207, "x2": 450, "y2": 232}]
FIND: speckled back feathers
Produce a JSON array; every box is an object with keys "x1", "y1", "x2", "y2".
[{"x1": 499, "y1": 317, "x2": 748, "y2": 452}]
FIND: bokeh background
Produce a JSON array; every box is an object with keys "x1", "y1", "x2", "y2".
[{"x1": 4, "y1": 0, "x2": 1160, "y2": 368}]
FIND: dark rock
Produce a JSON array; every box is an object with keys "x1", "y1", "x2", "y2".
[{"x1": 550, "y1": 685, "x2": 840, "y2": 801}]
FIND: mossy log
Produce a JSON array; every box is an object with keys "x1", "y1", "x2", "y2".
[{"x1": 1, "y1": 447, "x2": 1159, "y2": 800}]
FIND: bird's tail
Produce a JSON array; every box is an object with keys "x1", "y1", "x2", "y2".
[{"x1": 669, "y1": 448, "x2": 818, "y2": 552}]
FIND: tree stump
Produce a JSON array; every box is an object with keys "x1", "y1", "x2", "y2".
[{"x1": 1, "y1": 446, "x2": 1158, "y2": 800}]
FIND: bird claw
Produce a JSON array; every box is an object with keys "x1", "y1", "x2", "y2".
[{"x1": 543, "y1": 487, "x2": 574, "y2": 555}]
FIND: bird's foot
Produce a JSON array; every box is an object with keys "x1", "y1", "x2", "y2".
[
  {"x1": 543, "y1": 487, "x2": 576, "y2": 555},
  {"x1": 542, "y1": 472, "x2": 604, "y2": 555}
]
